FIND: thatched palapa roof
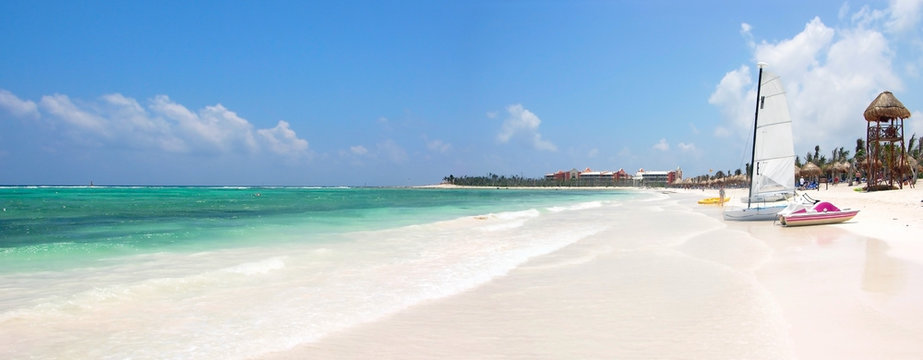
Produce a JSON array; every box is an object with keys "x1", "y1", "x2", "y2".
[
  {"x1": 864, "y1": 91, "x2": 911, "y2": 122},
  {"x1": 801, "y1": 162, "x2": 822, "y2": 177},
  {"x1": 833, "y1": 162, "x2": 850, "y2": 173}
]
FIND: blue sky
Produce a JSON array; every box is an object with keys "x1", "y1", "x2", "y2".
[{"x1": 1, "y1": 1, "x2": 921, "y2": 186}]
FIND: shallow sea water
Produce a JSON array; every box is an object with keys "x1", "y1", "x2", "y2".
[{"x1": 0, "y1": 187, "x2": 639, "y2": 359}]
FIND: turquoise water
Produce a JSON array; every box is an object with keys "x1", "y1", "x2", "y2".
[
  {"x1": 0, "y1": 186, "x2": 634, "y2": 271},
  {"x1": 0, "y1": 186, "x2": 645, "y2": 359}
]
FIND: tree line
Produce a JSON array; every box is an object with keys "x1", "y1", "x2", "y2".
[
  {"x1": 442, "y1": 173, "x2": 556, "y2": 187},
  {"x1": 796, "y1": 134, "x2": 922, "y2": 177}
]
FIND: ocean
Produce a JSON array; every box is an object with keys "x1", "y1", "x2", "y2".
[{"x1": 0, "y1": 186, "x2": 645, "y2": 359}]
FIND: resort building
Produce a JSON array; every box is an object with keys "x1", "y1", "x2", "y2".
[
  {"x1": 544, "y1": 167, "x2": 681, "y2": 187},
  {"x1": 635, "y1": 167, "x2": 682, "y2": 186}
]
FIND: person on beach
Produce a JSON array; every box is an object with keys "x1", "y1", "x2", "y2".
[{"x1": 719, "y1": 185, "x2": 725, "y2": 207}]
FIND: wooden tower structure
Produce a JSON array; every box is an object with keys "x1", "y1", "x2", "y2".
[{"x1": 863, "y1": 91, "x2": 910, "y2": 190}]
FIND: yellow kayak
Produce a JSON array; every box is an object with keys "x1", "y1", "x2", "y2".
[{"x1": 697, "y1": 197, "x2": 729, "y2": 204}]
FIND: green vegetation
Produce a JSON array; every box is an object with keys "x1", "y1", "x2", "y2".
[{"x1": 443, "y1": 174, "x2": 555, "y2": 187}]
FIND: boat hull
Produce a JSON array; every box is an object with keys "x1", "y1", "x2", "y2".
[
  {"x1": 779, "y1": 209, "x2": 859, "y2": 226},
  {"x1": 723, "y1": 205, "x2": 787, "y2": 221},
  {"x1": 698, "y1": 197, "x2": 729, "y2": 205}
]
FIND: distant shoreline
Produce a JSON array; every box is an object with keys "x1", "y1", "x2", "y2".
[{"x1": 412, "y1": 183, "x2": 647, "y2": 191}]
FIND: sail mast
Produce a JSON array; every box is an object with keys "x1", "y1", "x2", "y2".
[{"x1": 747, "y1": 62, "x2": 767, "y2": 208}]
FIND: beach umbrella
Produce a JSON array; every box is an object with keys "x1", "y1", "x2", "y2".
[
  {"x1": 863, "y1": 91, "x2": 912, "y2": 122},
  {"x1": 801, "y1": 162, "x2": 822, "y2": 177},
  {"x1": 794, "y1": 164, "x2": 801, "y2": 177}
]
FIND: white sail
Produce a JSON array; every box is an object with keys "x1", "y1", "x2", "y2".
[
  {"x1": 749, "y1": 70, "x2": 795, "y2": 202},
  {"x1": 724, "y1": 66, "x2": 796, "y2": 221}
]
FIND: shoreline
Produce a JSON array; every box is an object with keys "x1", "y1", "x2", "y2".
[{"x1": 261, "y1": 185, "x2": 923, "y2": 359}]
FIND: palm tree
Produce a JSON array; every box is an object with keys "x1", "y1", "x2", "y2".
[
  {"x1": 855, "y1": 138, "x2": 866, "y2": 162},
  {"x1": 917, "y1": 136, "x2": 922, "y2": 159},
  {"x1": 908, "y1": 133, "x2": 919, "y2": 159}
]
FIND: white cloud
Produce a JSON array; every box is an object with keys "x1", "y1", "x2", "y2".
[
  {"x1": 496, "y1": 104, "x2": 557, "y2": 151},
  {"x1": 708, "y1": 65, "x2": 754, "y2": 134},
  {"x1": 4, "y1": 89, "x2": 310, "y2": 158},
  {"x1": 257, "y1": 120, "x2": 309, "y2": 157},
  {"x1": 40, "y1": 94, "x2": 109, "y2": 136},
  {"x1": 100, "y1": 93, "x2": 185, "y2": 152},
  {"x1": 425, "y1": 138, "x2": 451, "y2": 153},
  {"x1": 0, "y1": 89, "x2": 39, "y2": 119},
  {"x1": 688, "y1": 123, "x2": 700, "y2": 134},
  {"x1": 740, "y1": 22, "x2": 752, "y2": 34},
  {"x1": 838, "y1": 3, "x2": 851, "y2": 21},
  {"x1": 752, "y1": 17, "x2": 835, "y2": 79},
  {"x1": 713, "y1": 126, "x2": 731, "y2": 138},
  {"x1": 350, "y1": 145, "x2": 368, "y2": 155},
  {"x1": 150, "y1": 96, "x2": 258, "y2": 153},
  {"x1": 497, "y1": 104, "x2": 539, "y2": 142},
  {"x1": 909, "y1": 109, "x2": 923, "y2": 139},
  {"x1": 712, "y1": 5, "x2": 911, "y2": 154},
  {"x1": 740, "y1": 23, "x2": 754, "y2": 47},
  {"x1": 587, "y1": 148, "x2": 599, "y2": 157},
  {"x1": 886, "y1": 0, "x2": 922, "y2": 33},
  {"x1": 653, "y1": 138, "x2": 669, "y2": 151},
  {"x1": 851, "y1": 6, "x2": 887, "y2": 28},
  {"x1": 678, "y1": 142, "x2": 696, "y2": 152}
]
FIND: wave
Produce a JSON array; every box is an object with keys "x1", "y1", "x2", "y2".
[
  {"x1": 0, "y1": 255, "x2": 289, "y2": 323},
  {"x1": 546, "y1": 200, "x2": 605, "y2": 212},
  {"x1": 222, "y1": 257, "x2": 286, "y2": 275}
]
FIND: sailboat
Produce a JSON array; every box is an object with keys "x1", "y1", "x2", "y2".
[{"x1": 723, "y1": 63, "x2": 796, "y2": 221}]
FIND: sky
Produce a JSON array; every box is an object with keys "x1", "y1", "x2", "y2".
[{"x1": 1, "y1": 0, "x2": 922, "y2": 186}]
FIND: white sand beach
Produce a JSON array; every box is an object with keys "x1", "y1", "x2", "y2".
[{"x1": 261, "y1": 185, "x2": 923, "y2": 359}]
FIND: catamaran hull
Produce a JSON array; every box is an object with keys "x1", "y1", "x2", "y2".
[
  {"x1": 779, "y1": 210, "x2": 859, "y2": 226},
  {"x1": 722, "y1": 206, "x2": 787, "y2": 221}
]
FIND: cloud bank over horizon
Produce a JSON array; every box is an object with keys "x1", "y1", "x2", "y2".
[{"x1": 0, "y1": 90, "x2": 312, "y2": 159}]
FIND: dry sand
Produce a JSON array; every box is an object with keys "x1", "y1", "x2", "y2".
[{"x1": 261, "y1": 184, "x2": 923, "y2": 359}]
